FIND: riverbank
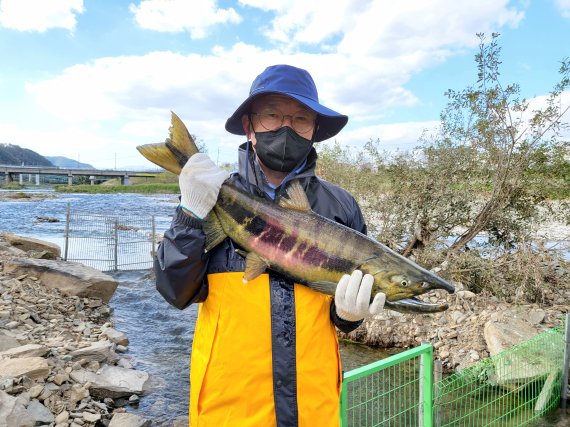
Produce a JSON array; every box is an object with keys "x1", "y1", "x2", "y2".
[
  {"x1": 0, "y1": 234, "x2": 186, "y2": 426},
  {"x1": 0, "y1": 231, "x2": 568, "y2": 425}
]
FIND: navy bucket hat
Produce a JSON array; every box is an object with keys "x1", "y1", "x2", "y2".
[{"x1": 225, "y1": 64, "x2": 348, "y2": 142}]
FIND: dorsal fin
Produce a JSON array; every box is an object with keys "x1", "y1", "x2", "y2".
[{"x1": 278, "y1": 180, "x2": 311, "y2": 212}]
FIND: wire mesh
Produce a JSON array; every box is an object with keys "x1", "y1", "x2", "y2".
[
  {"x1": 341, "y1": 343, "x2": 432, "y2": 427},
  {"x1": 64, "y1": 211, "x2": 156, "y2": 271},
  {"x1": 433, "y1": 326, "x2": 565, "y2": 427}
]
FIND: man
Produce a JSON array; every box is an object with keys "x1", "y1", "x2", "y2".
[{"x1": 155, "y1": 64, "x2": 385, "y2": 426}]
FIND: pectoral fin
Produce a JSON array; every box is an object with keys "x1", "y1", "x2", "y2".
[
  {"x1": 203, "y1": 211, "x2": 227, "y2": 252},
  {"x1": 307, "y1": 281, "x2": 338, "y2": 296},
  {"x1": 243, "y1": 252, "x2": 270, "y2": 282}
]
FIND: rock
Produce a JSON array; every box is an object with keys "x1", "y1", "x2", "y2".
[
  {"x1": 70, "y1": 365, "x2": 150, "y2": 399},
  {"x1": 0, "y1": 390, "x2": 34, "y2": 427},
  {"x1": 0, "y1": 343, "x2": 49, "y2": 359},
  {"x1": 528, "y1": 309, "x2": 546, "y2": 325},
  {"x1": 0, "y1": 356, "x2": 50, "y2": 380},
  {"x1": 0, "y1": 332, "x2": 21, "y2": 352},
  {"x1": 69, "y1": 384, "x2": 90, "y2": 403},
  {"x1": 3, "y1": 258, "x2": 118, "y2": 303},
  {"x1": 484, "y1": 317, "x2": 538, "y2": 355},
  {"x1": 484, "y1": 317, "x2": 556, "y2": 386},
  {"x1": 101, "y1": 328, "x2": 129, "y2": 346},
  {"x1": 55, "y1": 410, "x2": 70, "y2": 424},
  {"x1": 69, "y1": 341, "x2": 115, "y2": 363},
  {"x1": 27, "y1": 399, "x2": 55, "y2": 424},
  {"x1": 108, "y1": 412, "x2": 151, "y2": 427},
  {"x1": 83, "y1": 411, "x2": 102, "y2": 422},
  {"x1": 0, "y1": 232, "x2": 61, "y2": 258}
]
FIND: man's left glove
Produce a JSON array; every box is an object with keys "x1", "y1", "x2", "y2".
[{"x1": 334, "y1": 270, "x2": 386, "y2": 322}]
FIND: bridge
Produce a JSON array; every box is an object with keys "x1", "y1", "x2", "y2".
[{"x1": 0, "y1": 165, "x2": 156, "y2": 186}]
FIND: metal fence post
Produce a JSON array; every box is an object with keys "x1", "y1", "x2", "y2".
[
  {"x1": 340, "y1": 377, "x2": 348, "y2": 427},
  {"x1": 151, "y1": 215, "x2": 156, "y2": 258},
  {"x1": 63, "y1": 203, "x2": 70, "y2": 261},
  {"x1": 562, "y1": 314, "x2": 570, "y2": 411},
  {"x1": 421, "y1": 343, "x2": 434, "y2": 427},
  {"x1": 434, "y1": 360, "x2": 443, "y2": 426},
  {"x1": 113, "y1": 219, "x2": 118, "y2": 271}
]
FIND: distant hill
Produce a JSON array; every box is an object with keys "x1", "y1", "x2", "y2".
[
  {"x1": 0, "y1": 143, "x2": 53, "y2": 167},
  {"x1": 46, "y1": 156, "x2": 94, "y2": 169}
]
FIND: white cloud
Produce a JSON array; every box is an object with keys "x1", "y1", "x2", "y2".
[
  {"x1": 0, "y1": 0, "x2": 84, "y2": 32},
  {"x1": 555, "y1": 0, "x2": 570, "y2": 18},
  {"x1": 240, "y1": 0, "x2": 524, "y2": 59},
  {"x1": 129, "y1": 0, "x2": 242, "y2": 39}
]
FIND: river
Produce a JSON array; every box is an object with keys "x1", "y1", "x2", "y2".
[
  {"x1": 0, "y1": 188, "x2": 566, "y2": 426},
  {"x1": 0, "y1": 188, "x2": 394, "y2": 424}
]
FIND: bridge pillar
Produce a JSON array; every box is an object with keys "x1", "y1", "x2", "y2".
[
  {"x1": 67, "y1": 173, "x2": 73, "y2": 186},
  {"x1": 36, "y1": 174, "x2": 40, "y2": 185},
  {"x1": 89, "y1": 175, "x2": 96, "y2": 185},
  {"x1": 122, "y1": 174, "x2": 130, "y2": 186},
  {"x1": 19, "y1": 174, "x2": 23, "y2": 185}
]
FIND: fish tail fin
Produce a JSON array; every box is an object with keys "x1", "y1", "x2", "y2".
[{"x1": 136, "y1": 111, "x2": 200, "y2": 175}]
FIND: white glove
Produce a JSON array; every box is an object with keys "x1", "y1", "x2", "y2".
[
  {"x1": 335, "y1": 270, "x2": 386, "y2": 322},
  {"x1": 179, "y1": 153, "x2": 229, "y2": 219}
]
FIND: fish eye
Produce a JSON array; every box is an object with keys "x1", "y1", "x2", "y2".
[{"x1": 401, "y1": 279, "x2": 408, "y2": 287}]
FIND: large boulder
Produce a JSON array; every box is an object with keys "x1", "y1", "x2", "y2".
[
  {"x1": 0, "y1": 232, "x2": 61, "y2": 259},
  {"x1": 484, "y1": 313, "x2": 559, "y2": 387},
  {"x1": 3, "y1": 258, "x2": 118, "y2": 303}
]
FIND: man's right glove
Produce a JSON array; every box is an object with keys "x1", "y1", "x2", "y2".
[
  {"x1": 334, "y1": 270, "x2": 386, "y2": 322},
  {"x1": 179, "y1": 153, "x2": 229, "y2": 219}
]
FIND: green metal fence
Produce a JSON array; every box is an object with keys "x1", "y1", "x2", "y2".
[
  {"x1": 340, "y1": 320, "x2": 568, "y2": 427},
  {"x1": 434, "y1": 325, "x2": 565, "y2": 426},
  {"x1": 340, "y1": 343, "x2": 433, "y2": 426}
]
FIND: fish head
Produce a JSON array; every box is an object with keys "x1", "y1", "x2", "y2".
[{"x1": 363, "y1": 259, "x2": 455, "y2": 302}]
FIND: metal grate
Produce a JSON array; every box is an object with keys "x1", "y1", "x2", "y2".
[{"x1": 63, "y1": 206, "x2": 156, "y2": 271}]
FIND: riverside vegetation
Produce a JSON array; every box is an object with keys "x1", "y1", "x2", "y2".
[{"x1": 2, "y1": 34, "x2": 568, "y2": 373}]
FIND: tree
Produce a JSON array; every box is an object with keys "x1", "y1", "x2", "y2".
[{"x1": 441, "y1": 33, "x2": 569, "y2": 252}]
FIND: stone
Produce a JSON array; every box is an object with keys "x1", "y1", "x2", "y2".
[
  {"x1": 101, "y1": 328, "x2": 129, "y2": 346},
  {"x1": 0, "y1": 232, "x2": 61, "y2": 258},
  {"x1": 3, "y1": 258, "x2": 118, "y2": 303},
  {"x1": 55, "y1": 410, "x2": 70, "y2": 424},
  {"x1": 0, "y1": 343, "x2": 49, "y2": 358},
  {"x1": 69, "y1": 341, "x2": 114, "y2": 363},
  {"x1": 108, "y1": 412, "x2": 151, "y2": 427},
  {"x1": 27, "y1": 399, "x2": 55, "y2": 424},
  {"x1": 70, "y1": 365, "x2": 150, "y2": 399},
  {"x1": 0, "y1": 390, "x2": 34, "y2": 427},
  {"x1": 0, "y1": 357, "x2": 49, "y2": 380},
  {"x1": 0, "y1": 332, "x2": 22, "y2": 352},
  {"x1": 484, "y1": 317, "x2": 556, "y2": 386},
  {"x1": 83, "y1": 411, "x2": 101, "y2": 422}
]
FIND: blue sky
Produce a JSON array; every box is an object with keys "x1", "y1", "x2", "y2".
[{"x1": 0, "y1": 0, "x2": 569, "y2": 169}]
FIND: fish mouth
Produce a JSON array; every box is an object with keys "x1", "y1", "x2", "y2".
[
  {"x1": 385, "y1": 297, "x2": 449, "y2": 314},
  {"x1": 420, "y1": 270, "x2": 455, "y2": 294}
]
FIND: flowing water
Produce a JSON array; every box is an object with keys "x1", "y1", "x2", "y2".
[{"x1": 0, "y1": 188, "x2": 567, "y2": 425}]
